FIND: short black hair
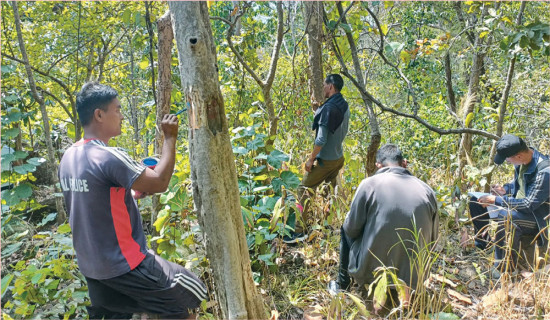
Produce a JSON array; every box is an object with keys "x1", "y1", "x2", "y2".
[
  {"x1": 376, "y1": 144, "x2": 404, "y2": 166},
  {"x1": 76, "y1": 82, "x2": 118, "y2": 126},
  {"x1": 325, "y1": 74, "x2": 344, "y2": 92}
]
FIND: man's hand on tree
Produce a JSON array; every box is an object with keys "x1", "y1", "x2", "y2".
[{"x1": 161, "y1": 114, "x2": 179, "y2": 140}]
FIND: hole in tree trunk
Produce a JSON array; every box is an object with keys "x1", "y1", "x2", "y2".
[{"x1": 190, "y1": 38, "x2": 197, "y2": 44}]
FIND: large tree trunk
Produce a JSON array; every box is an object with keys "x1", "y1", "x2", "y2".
[
  {"x1": 151, "y1": 11, "x2": 174, "y2": 242},
  {"x1": 12, "y1": 1, "x2": 67, "y2": 223},
  {"x1": 304, "y1": 1, "x2": 324, "y2": 111},
  {"x1": 169, "y1": 2, "x2": 267, "y2": 319}
]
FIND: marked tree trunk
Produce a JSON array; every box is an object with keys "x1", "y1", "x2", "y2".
[
  {"x1": 169, "y1": 2, "x2": 267, "y2": 319},
  {"x1": 304, "y1": 1, "x2": 325, "y2": 111},
  {"x1": 12, "y1": 1, "x2": 67, "y2": 223}
]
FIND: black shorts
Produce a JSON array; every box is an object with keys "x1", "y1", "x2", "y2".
[{"x1": 85, "y1": 250, "x2": 207, "y2": 319}]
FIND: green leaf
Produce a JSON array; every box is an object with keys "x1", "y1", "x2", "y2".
[
  {"x1": 13, "y1": 163, "x2": 36, "y2": 175},
  {"x1": 1, "y1": 243, "x2": 22, "y2": 258},
  {"x1": 346, "y1": 292, "x2": 371, "y2": 317},
  {"x1": 138, "y1": 60, "x2": 149, "y2": 70},
  {"x1": 280, "y1": 171, "x2": 300, "y2": 189},
  {"x1": 122, "y1": 9, "x2": 131, "y2": 25},
  {"x1": 31, "y1": 272, "x2": 43, "y2": 285},
  {"x1": 241, "y1": 206, "x2": 254, "y2": 228},
  {"x1": 373, "y1": 274, "x2": 388, "y2": 311},
  {"x1": 380, "y1": 24, "x2": 388, "y2": 36},
  {"x1": 57, "y1": 223, "x2": 72, "y2": 234},
  {"x1": 26, "y1": 157, "x2": 46, "y2": 166},
  {"x1": 14, "y1": 183, "x2": 32, "y2": 199},
  {"x1": 480, "y1": 31, "x2": 489, "y2": 39},
  {"x1": 519, "y1": 35, "x2": 529, "y2": 48},
  {"x1": 267, "y1": 149, "x2": 289, "y2": 169},
  {"x1": 37, "y1": 212, "x2": 58, "y2": 227},
  {"x1": 1, "y1": 274, "x2": 14, "y2": 298},
  {"x1": 3, "y1": 128, "x2": 20, "y2": 139}
]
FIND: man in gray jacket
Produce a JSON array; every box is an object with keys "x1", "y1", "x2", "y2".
[{"x1": 329, "y1": 144, "x2": 438, "y2": 303}]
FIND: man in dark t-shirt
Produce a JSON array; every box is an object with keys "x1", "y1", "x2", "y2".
[{"x1": 59, "y1": 82, "x2": 206, "y2": 319}]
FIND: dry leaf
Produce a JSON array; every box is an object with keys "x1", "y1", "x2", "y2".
[
  {"x1": 447, "y1": 288, "x2": 472, "y2": 305},
  {"x1": 431, "y1": 273, "x2": 458, "y2": 288}
]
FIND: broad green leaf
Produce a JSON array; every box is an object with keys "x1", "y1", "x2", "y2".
[
  {"x1": 373, "y1": 274, "x2": 388, "y2": 311},
  {"x1": 280, "y1": 171, "x2": 300, "y2": 189},
  {"x1": 3, "y1": 128, "x2": 20, "y2": 139},
  {"x1": 122, "y1": 9, "x2": 131, "y2": 25},
  {"x1": 153, "y1": 209, "x2": 170, "y2": 232},
  {"x1": 267, "y1": 149, "x2": 289, "y2": 169},
  {"x1": 26, "y1": 157, "x2": 46, "y2": 166},
  {"x1": 57, "y1": 223, "x2": 72, "y2": 234},
  {"x1": 13, "y1": 163, "x2": 36, "y2": 175},
  {"x1": 14, "y1": 183, "x2": 32, "y2": 199}
]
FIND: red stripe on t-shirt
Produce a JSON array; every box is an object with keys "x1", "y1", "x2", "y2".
[
  {"x1": 74, "y1": 138, "x2": 96, "y2": 146},
  {"x1": 110, "y1": 187, "x2": 145, "y2": 270}
]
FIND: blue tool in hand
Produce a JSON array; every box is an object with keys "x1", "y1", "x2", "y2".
[{"x1": 175, "y1": 102, "x2": 191, "y2": 116}]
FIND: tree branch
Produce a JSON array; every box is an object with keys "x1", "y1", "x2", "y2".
[{"x1": 342, "y1": 70, "x2": 499, "y2": 140}]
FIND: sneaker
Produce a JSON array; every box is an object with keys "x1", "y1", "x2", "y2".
[
  {"x1": 283, "y1": 232, "x2": 307, "y2": 244},
  {"x1": 327, "y1": 280, "x2": 341, "y2": 296}
]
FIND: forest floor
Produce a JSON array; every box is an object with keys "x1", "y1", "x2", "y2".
[{"x1": 259, "y1": 222, "x2": 550, "y2": 319}]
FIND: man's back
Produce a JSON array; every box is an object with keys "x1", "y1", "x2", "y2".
[
  {"x1": 343, "y1": 166, "x2": 438, "y2": 288},
  {"x1": 59, "y1": 139, "x2": 147, "y2": 279}
]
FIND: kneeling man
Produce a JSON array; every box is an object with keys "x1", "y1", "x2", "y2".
[{"x1": 330, "y1": 144, "x2": 439, "y2": 303}]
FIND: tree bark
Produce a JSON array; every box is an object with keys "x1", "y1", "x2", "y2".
[
  {"x1": 169, "y1": 2, "x2": 267, "y2": 319},
  {"x1": 304, "y1": 1, "x2": 324, "y2": 111},
  {"x1": 151, "y1": 10, "x2": 174, "y2": 242},
  {"x1": 12, "y1": 1, "x2": 67, "y2": 223}
]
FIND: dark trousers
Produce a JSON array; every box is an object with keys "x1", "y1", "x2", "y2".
[
  {"x1": 469, "y1": 197, "x2": 538, "y2": 267},
  {"x1": 86, "y1": 251, "x2": 206, "y2": 319},
  {"x1": 337, "y1": 226, "x2": 352, "y2": 289}
]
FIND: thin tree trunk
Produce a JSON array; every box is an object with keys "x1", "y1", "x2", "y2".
[
  {"x1": 304, "y1": 1, "x2": 324, "y2": 111},
  {"x1": 151, "y1": 11, "x2": 174, "y2": 242},
  {"x1": 169, "y1": 2, "x2": 267, "y2": 319},
  {"x1": 334, "y1": 2, "x2": 381, "y2": 176},
  {"x1": 145, "y1": 1, "x2": 158, "y2": 107},
  {"x1": 484, "y1": 2, "x2": 527, "y2": 192},
  {"x1": 12, "y1": 1, "x2": 67, "y2": 223},
  {"x1": 458, "y1": 5, "x2": 489, "y2": 175},
  {"x1": 128, "y1": 35, "x2": 141, "y2": 157},
  {"x1": 219, "y1": 2, "x2": 283, "y2": 149}
]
